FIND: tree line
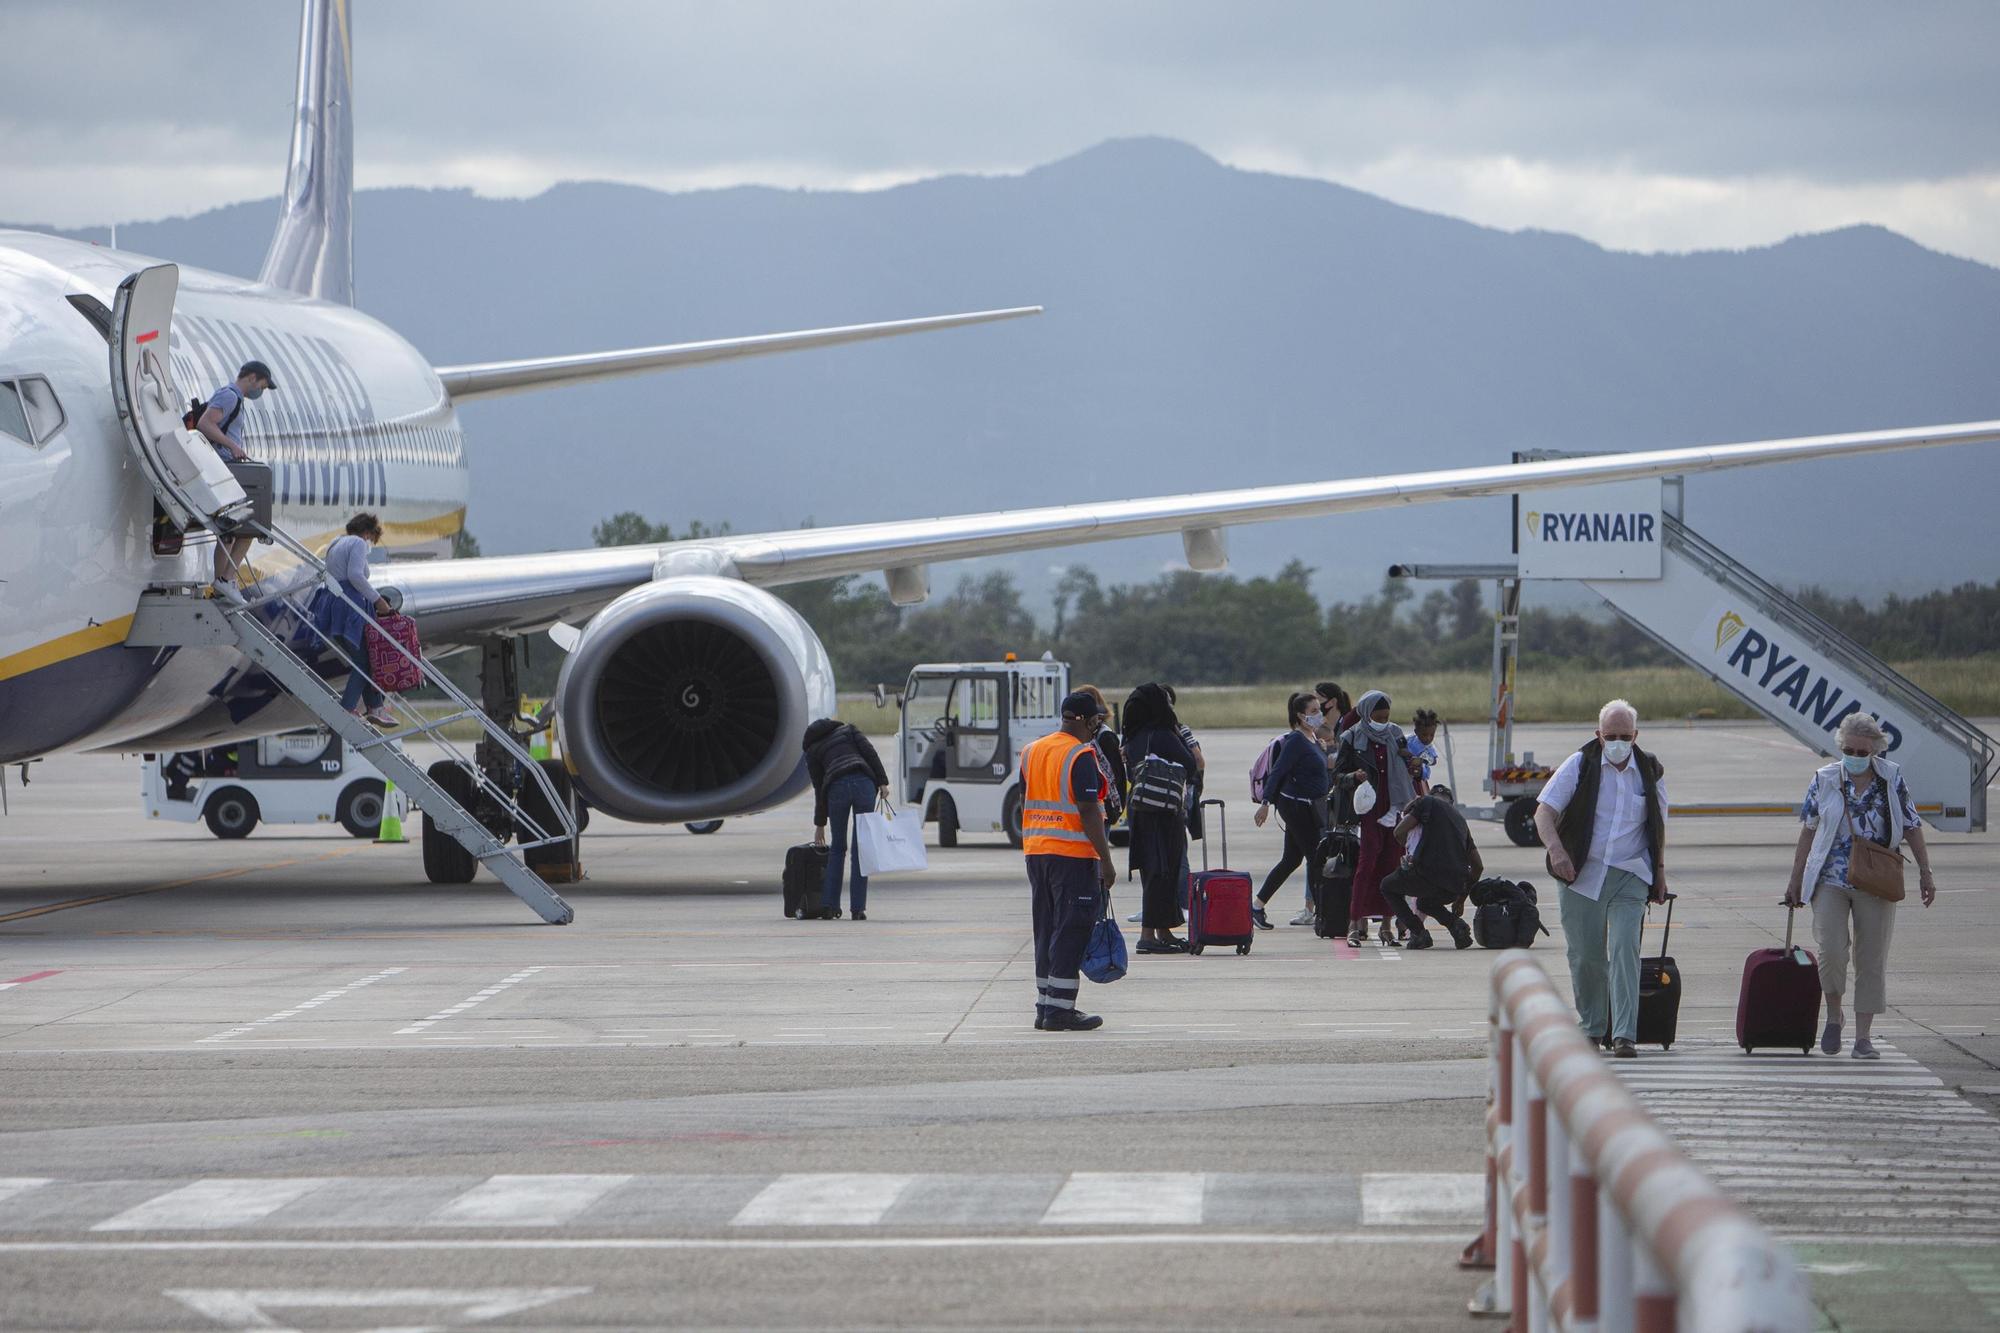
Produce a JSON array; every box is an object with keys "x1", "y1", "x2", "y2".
[{"x1": 448, "y1": 513, "x2": 1997, "y2": 697}]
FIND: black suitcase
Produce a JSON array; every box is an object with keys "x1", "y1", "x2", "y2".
[
  {"x1": 784, "y1": 843, "x2": 830, "y2": 919},
  {"x1": 1619, "y1": 892, "x2": 1680, "y2": 1050},
  {"x1": 1313, "y1": 825, "x2": 1358, "y2": 939}
]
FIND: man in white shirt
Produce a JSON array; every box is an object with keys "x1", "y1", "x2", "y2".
[{"x1": 1533, "y1": 699, "x2": 1669, "y2": 1059}]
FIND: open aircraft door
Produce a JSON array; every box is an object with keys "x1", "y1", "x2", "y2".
[{"x1": 109, "y1": 264, "x2": 248, "y2": 531}]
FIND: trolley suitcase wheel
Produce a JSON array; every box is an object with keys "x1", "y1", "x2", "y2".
[
  {"x1": 1189, "y1": 944, "x2": 1204, "y2": 956},
  {"x1": 1236, "y1": 943, "x2": 1251, "y2": 955}
]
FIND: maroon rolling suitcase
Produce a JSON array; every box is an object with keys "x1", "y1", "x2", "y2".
[
  {"x1": 1187, "y1": 799, "x2": 1255, "y2": 956},
  {"x1": 1736, "y1": 905, "x2": 1820, "y2": 1054}
]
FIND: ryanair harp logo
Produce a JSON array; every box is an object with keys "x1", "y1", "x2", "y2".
[{"x1": 1715, "y1": 611, "x2": 1746, "y2": 652}]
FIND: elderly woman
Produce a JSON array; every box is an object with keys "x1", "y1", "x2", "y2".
[
  {"x1": 1783, "y1": 713, "x2": 1937, "y2": 1059},
  {"x1": 1332, "y1": 690, "x2": 1421, "y2": 947}
]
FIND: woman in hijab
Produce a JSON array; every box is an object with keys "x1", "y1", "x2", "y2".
[
  {"x1": 1122, "y1": 683, "x2": 1197, "y2": 954},
  {"x1": 1332, "y1": 690, "x2": 1420, "y2": 948}
]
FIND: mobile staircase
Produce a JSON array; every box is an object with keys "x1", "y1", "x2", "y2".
[{"x1": 110, "y1": 263, "x2": 577, "y2": 924}]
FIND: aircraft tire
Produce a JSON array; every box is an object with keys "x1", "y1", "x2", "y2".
[
  {"x1": 421, "y1": 761, "x2": 479, "y2": 884},
  {"x1": 336, "y1": 779, "x2": 385, "y2": 839},
  {"x1": 518, "y1": 760, "x2": 578, "y2": 871},
  {"x1": 1503, "y1": 799, "x2": 1543, "y2": 848},
  {"x1": 203, "y1": 788, "x2": 259, "y2": 839}
]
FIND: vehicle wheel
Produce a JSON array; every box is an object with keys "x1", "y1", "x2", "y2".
[
  {"x1": 1503, "y1": 799, "x2": 1543, "y2": 848},
  {"x1": 933, "y1": 793, "x2": 959, "y2": 848},
  {"x1": 684, "y1": 819, "x2": 723, "y2": 835},
  {"x1": 203, "y1": 788, "x2": 259, "y2": 839},
  {"x1": 1002, "y1": 786, "x2": 1024, "y2": 849},
  {"x1": 519, "y1": 759, "x2": 577, "y2": 871},
  {"x1": 336, "y1": 779, "x2": 385, "y2": 839},
  {"x1": 421, "y1": 760, "x2": 479, "y2": 884}
]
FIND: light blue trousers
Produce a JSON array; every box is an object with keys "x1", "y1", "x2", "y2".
[{"x1": 1559, "y1": 867, "x2": 1650, "y2": 1043}]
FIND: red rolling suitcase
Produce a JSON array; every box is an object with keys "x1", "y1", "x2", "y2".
[
  {"x1": 1187, "y1": 799, "x2": 1254, "y2": 956},
  {"x1": 1736, "y1": 905, "x2": 1821, "y2": 1054}
]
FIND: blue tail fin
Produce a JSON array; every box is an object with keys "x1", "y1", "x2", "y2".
[{"x1": 258, "y1": 0, "x2": 353, "y2": 305}]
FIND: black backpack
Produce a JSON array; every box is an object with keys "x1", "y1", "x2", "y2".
[
  {"x1": 1470, "y1": 878, "x2": 1549, "y2": 949},
  {"x1": 183, "y1": 391, "x2": 242, "y2": 434}
]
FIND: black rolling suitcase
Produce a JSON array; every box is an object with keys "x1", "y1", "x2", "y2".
[
  {"x1": 1313, "y1": 825, "x2": 1359, "y2": 939},
  {"x1": 784, "y1": 843, "x2": 831, "y2": 919},
  {"x1": 1616, "y1": 892, "x2": 1681, "y2": 1049}
]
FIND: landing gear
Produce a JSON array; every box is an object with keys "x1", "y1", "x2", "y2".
[
  {"x1": 519, "y1": 759, "x2": 578, "y2": 874},
  {"x1": 1503, "y1": 799, "x2": 1542, "y2": 848},
  {"x1": 421, "y1": 761, "x2": 479, "y2": 884}
]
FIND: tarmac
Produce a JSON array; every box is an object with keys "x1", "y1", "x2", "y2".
[{"x1": 0, "y1": 722, "x2": 1995, "y2": 1331}]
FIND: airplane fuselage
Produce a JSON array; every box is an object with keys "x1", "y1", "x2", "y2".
[{"x1": 0, "y1": 230, "x2": 471, "y2": 763}]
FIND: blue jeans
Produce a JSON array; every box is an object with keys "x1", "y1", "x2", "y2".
[
  {"x1": 338, "y1": 634, "x2": 384, "y2": 713},
  {"x1": 822, "y1": 772, "x2": 876, "y2": 913},
  {"x1": 1560, "y1": 867, "x2": 1650, "y2": 1042}
]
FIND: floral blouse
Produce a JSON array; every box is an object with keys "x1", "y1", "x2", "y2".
[{"x1": 1801, "y1": 769, "x2": 1918, "y2": 890}]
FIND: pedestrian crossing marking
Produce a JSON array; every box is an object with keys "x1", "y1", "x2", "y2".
[
  {"x1": 93, "y1": 1178, "x2": 333, "y2": 1232},
  {"x1": 1042, "y1": 1173, "x2": 1205, "y2": 1225},
  {"x1": 424, "y1": 1175, "x2": 632, "y2": 1227},
  {"x1": 732, "y1": 1174, "x2": 917, "y2": 1227}
]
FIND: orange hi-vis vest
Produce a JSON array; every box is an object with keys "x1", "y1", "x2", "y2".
[{"x1": 1021, "y1": 732, "x2": 1102, "y2": 859}]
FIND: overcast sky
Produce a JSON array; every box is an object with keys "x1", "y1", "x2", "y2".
[{"x1": 5, "y1": 2, "x2": 1998, "y2": 264}]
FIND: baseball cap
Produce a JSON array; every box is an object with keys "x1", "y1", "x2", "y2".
[
  {"x1": 239, "y1": 359, "x2": 277, "y2": 388},
  {"x1": 1060, "y1": 690, "x2": 1099, "y2": 719}
]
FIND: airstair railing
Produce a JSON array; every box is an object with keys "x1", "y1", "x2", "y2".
[{"x1": 225, "y1": 520, "x2": 576, "y2": 856}]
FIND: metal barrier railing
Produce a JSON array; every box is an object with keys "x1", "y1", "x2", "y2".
[{"x1": 1464, "y1": 952, "x2": 1812, "y2": 1332}]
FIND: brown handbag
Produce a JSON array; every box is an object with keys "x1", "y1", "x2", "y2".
[{"x1": 1841, "y1": 786, "x2": 1906, "y2": 902}]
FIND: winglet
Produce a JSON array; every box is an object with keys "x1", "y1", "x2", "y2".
[{"x1": 433, "y1": 306, "x2": 1042, "y2": 403}]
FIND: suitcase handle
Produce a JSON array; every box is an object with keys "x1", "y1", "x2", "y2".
[
  {"x1": 1200, "y1": 798, "x2": 1226, "y2": 870},
  {"x1": 1783, "y1": 902, "x2": 1796, "y2": 951},
  {"x1": 1652, "y1": 891, "x2": 1676, "y2": 959}
]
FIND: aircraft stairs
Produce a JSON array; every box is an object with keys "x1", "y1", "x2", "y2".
[
  {"x1": 107, "y1": 263, "x2": 577, "y2": 923},
  {"x1": 1586, "y1": 515, "x2": 1996, "y2": 832}
]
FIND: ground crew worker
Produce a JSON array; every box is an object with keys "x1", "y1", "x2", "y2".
[
  {"x1": 194, "y1": 359, "x2": 276, "y2": 601},
  {"x1": 1020, "y1": 690, "x2": 1119, "y2": 1032}
]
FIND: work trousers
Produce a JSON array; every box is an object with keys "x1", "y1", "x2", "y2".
[
  {"x1": 1380, "y1": 866, "x2": 1459, "y2": 935},
  {"x1": 1029, "y1": 853, "x2": 1103, "y2": 1017},
  {"x1": 1812, "y1": 883, "x2": 1897, "y2": 1014},
  {"x1": 821, "y1": 772, "x2": 876, "y2": 914},
  {"x1": 1258, "y1": 795, "x2": 1325, "y2": 907},
  {"x1": 1559, "y1": 867, "x2": 1649, "y2": 1043}
]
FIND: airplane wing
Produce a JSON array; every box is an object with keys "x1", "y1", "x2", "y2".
[
  {"x1": 383, "y1": 417, "x2": 2000, "y2": 645},
  {"x1": 435, "y1": 306, "x2": 1041, "y2": 401}
]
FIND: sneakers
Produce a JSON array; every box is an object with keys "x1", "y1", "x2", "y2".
[
  {"x1": 1042, "y1": 1009, "x2": 1104, "y2": 1032},
  {"x1": 850, "y1": 910, "x2": 867, "y2": 921},
  {"x1": 1447, "y1": 917, "x2": 1474, "y2": 950},
  {"x1": 1125, "y1": 910, "x2": 1144, "y2": 923},
  {"x1": 365, "y1": 707, "x2": 398, "y2": 728},
  {"x1": 1289, "y1": 907, "x2": 1316, "y2": 926},
  {"x1": 1820, "y1": 1021, "x2": 1843, "y2": 1055},
  {"x1": 211, "y1": 581, "x2": 246, "y2": 606},
  {"x1": 1137, "y1": 937, "x2": 1188, "y2": 955},
  {"x1": 1852, "y1": 1037, "x2": 1880, "y2": 1060},
  {"x1": 1250, "y1": 904, "x2": 1274, "y2": 930},
  {"x1": 1610, "y1": 1038, "x2": 1639, "y2": 1059}
]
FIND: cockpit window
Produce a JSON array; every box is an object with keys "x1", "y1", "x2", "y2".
[
  {"x1": 0, "y1": 382, "x2": 29, "y2": 445},
  {"x1": 0, "y1": 377, "x2": 64, "y2": 448}
]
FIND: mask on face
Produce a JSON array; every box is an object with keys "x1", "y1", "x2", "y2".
[
  {"x1": 1842, "y1": 753, "x2": 1872, "y2": 775},
  {"x1": 244, "y1": 385, "x2": 265, "y2": 400},
  {"x1": 1601, "y1": 738, "x2": 1634, "y2": 765},
  {"x1": 1302, "y1": 711, "x2": 1322, "y2": 728}
]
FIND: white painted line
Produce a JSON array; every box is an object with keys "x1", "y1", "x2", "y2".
[
  {"x1": 427, "y1": 1175, "x2": 632, "y2": 1227},
  {"x1": 396, "y1": 967, "x2": 546, "y2": 1035},
  {"x1": 164, "y1": 1286, "x2": 592, "y2": 1329},
  {"x1": 731, "y1": 1174, "x2": 917, "y2": 1226},
  {"x1": 0, "y1": 1231, "x2": 1479, "y2": 1255},
  {"x1": 0, "y1": 1178, "x2": 52, "y2": 1207},
  {"x1": 1041, "y1": 1173, "x2": 1205, "y2": 1226},
  {"x1": 94, "y1": 1179, "x2": 333, "y2": 1231},
  {"x1": 197, "y1": 969, "x2": 407, "y2": 1044},
  {"x1": 1361, "y1": 1173, "x2": 1486, "y2": 1226}
]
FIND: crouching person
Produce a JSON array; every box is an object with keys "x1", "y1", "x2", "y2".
[
  {"x1": 1021, "y1": 691, "x2": 1120, "y2": 1031},
  {"x1": 1533, "y1": 699, "x2": 1669, "y2": 1059},
  {"x1": 1382, "y1": 785, "x2": 1478, "y2": 949}
]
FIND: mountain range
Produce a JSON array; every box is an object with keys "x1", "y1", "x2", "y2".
[{"x1": 23, "y1": 137, "x2": 2000, "y2": 608}]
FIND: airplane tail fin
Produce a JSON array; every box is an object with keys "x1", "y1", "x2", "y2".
[{"x1": 258, "y1": 0, "x2": 354, "y2": 305}]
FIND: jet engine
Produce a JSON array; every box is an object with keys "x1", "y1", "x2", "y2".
[{"x1": 553, "y1": 577, "x2": 837, "y2": 823}]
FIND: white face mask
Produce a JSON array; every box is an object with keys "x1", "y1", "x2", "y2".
[
  {"x1": 1602, "y1": 738, "x2": 1634, "y2": 765},
  {"x1": 1302, "y1": 711, "x2": 1322, "y2": 728}
]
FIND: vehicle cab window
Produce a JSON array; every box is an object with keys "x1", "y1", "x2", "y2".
[{"x1": 0, "y1": 377, "x2": 65, "y2": 448}]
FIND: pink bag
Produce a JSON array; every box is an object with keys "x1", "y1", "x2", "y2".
[{"x1": 364, "y1": 613, "x2": 423, "y2": 693}]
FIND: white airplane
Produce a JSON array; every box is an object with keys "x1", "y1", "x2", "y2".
[{"x1": 4, "y1": 0, "x2": 1997, "y2": 866}]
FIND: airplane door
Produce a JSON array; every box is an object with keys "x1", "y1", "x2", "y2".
[{"x1": 109, "y1": 264, "x2": 248, "y2": 530}]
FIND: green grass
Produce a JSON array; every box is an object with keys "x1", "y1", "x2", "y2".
[{"x1": 838, "y1": 655, "x2": 2000, "y2": 734}]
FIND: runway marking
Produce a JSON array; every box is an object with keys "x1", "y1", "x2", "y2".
[
  {"x1": 196, "y1": 968, "x2": 407, "y2": 1044},
  {"x1": 395, "y1": 967, "x2": 546, "y2": 1034},
  {"x1": 164, "y1": 1286, "x2": 592, "y2": 1330},
  {"x1": 0, "y1": 1178, "x2": 51, "y2": 1207},
  {"x1": 426, "y1": 1175, "x2": 632, "y2": 1227},
  {"x1": 0, "y1": 847, "x2": 363, "y2": 925},
  {"x1": 0, "y1": 1231, "x2": 1481, "y2": 1255},
  {"x1": 0, "y1": 970, "x2": 60, "y2": 990},
  {"x1": 1042, "y1": 1173, "x2": 1205, "y2": 1225},
  {"x1": 93, "y1": 1178, "x2": 333, "y2": 1231},
  {"x1": 1361, "y1": 1173, "x2": 1488, "y2": 1226},
  {"x1": 732, "y1": 1174, "x2": 918, "y2": 1226}
]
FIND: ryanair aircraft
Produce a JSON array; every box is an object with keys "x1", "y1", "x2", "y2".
[{"x1": 3, "y1": 0, "x2": 1996, "y2": 841}]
